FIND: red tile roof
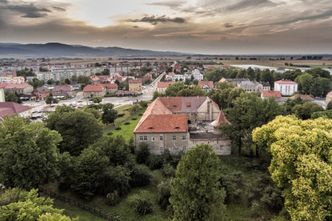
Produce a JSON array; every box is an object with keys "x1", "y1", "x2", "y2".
[
  {"x1": 261, "y1": 90, "x2": 282, "y2": 98},
  {"x1": 53, "y1": 85, "x2": 72, "y2": 92},
  {"x1": 0, "y1": 102, "x2": 30, "y2": 118},
  {"x1": 104, "y1": 83, "x2": 118, "y2": 90},
  {"x1": 0, "y1": 83, "x2": 31, "y2": 89},
  {"x1": 129, "y1": 79, "x2": 142, "y2": 84},
  {"x1": 198, "y1": 81, "x2": 214, "y2": 89},
  {"x1": 157, "y1": 82, "x2": 174, "y2": 88},
  {"x1": 275, "y1": 80, "x2": 297, "y2": 84},
  {"x1": 83, "y1": 84, "x2": 104, "y2": 92},
  {"x1": 158, "y1": 97, "x2": 208, "y2": 113},
  {"x1": 135, "y1": 114, "x2": 188, "y2": 133}
]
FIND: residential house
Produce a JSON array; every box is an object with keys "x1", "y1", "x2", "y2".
[
  {"x1": 172, "y1": 74, "x2": 191, "y2": 82},
  {"x1": 0, "y1": 102, "x2": 30, "y2": 121},
  {"x1": 274, "y1": 80, "x2": 298, "y2": 96},
  {"x1": 156, "y1": 82, "x2": 174, "y2": 94},
  {"x1": 238, "y1": 80, "x2": 263, "y2": 93},
  {"x1": 0, "y1": 76, "x2": 25, "y2": 84},
  {"x1": 33, "y1": 86, "x2": 50, "y2": 100},
  {"x1": 191, "y1": 69, "x2": 204, "y2": 81},
  {"x1": 261, "y1": 90, "x2": 282, "y2": 100},
  {"x1": 90, "y1": 75, "x2": 112, "y2": 84},
  {"x1": 83, "y1": 84, "x2": 106, "y2": 98},
  {"x1": 104, "y1": 83, "x2": 118, "y2": 94},
  {"x1": 0, "y1": 83, "x2": 33, "y2": 95},
  {"x1": 128, "y1": 79, "x2": 143, "y2": 93},
  {"x1": 198, "y1": 80, "x2": 214, "y2": 92},
  {"x1": 262, "y1": 82, "x2": 271, "y2": 91},
  {"x1": 52, "y1": 85, "x2": 74, "y2": 98},
  {"x1": 134, "y1": 96, "x2": 231, "y2": 155}
]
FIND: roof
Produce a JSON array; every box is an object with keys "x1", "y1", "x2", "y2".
[
  {"x1": 83, "y1": 84, "x2": 104, "y2": 92},
  {"x1": 53, "y1": 85, "x2": 72, "y2": 92},
  {"x1": 261, "y1": 90, "x2": 282, "y2": 98},
  {"x1": 0, "y1": 102, "x2": 30, "y2": 118},
  {"x1": 134, "y1": 114, "x2": 188, "y2": 133},
  {"x1": 104, "y1": 83, "x2": 118, "y2": 90},
  {"x1": 129, "y1": 79, "x2": 142, "y2": 84},
  {"x1": 158, "y1": 96, "x2": 207, "y2": 113},
  {"x1": 157, "y1": 81, "x2": 174, "y2": 88},
  {"x1": 0, "y1": 83, "x2": 32, "y2": 89},
  {"x1": 211, "y1": 111, "x2": 230, "y2": 127},
  {"x1": 290, "y1": 94, "x2": 314, "y2": 101},
  {"x1": 275, "y1": 80, "x2": 297, "y2": 84},
  {"x1": 198, "y1": 81, "x2": 214, "y2": 89}
]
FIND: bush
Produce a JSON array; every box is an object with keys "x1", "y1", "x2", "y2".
[
  {"x1": 136, "y1": 143, "x2": 150, "y2": 164},
  {"x1": 157, "y1": 180, "x2": 171, "y2": 210},
  {"x1": 124, "y1": 122, "x2": 130, "y2": 125},
  {"x1": 161, "y1": 164, "x2": 175, "y2": 178},
  {"x1": 220, "y1": 171, "x2": 244, "y2": 204},
  {"x1": 129, "y1": 194, "x2": 153, "y2": 216},
  {"x1": 106, "y1": 191, "x2": 121, "y2": 206},
  {"x1": 130, "y1": 165, "x2": 151, "y2": 188},
  {"x1": 147, "y1": 155, "x2": 164, "y2": 170},
  {"x1": 118, "y1": 113, "x2": 125, "y2": 118},
  {"x1": 115, "y1": 127, "x2": 121, "y2": 130},
  {"x1": 132, "y1": 117, "x2": 137, "y2": 120}
]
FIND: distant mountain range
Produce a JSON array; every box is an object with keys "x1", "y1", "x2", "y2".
[{"x1": 0, "y1": 43, "x2": 187, "y2": 57}]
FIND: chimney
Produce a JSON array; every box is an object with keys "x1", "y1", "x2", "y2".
[{"x1": 0, "y1": 88, "x2": 5, "y2": 102}]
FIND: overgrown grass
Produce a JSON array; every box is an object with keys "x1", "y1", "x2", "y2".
[{"x1": 111, "y1": 117, "x2": 141, "y2": 141}]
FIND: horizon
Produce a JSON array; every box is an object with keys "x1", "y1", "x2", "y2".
[{"x1": 1, "y1": 0, "x2": 332, "y2": 54}]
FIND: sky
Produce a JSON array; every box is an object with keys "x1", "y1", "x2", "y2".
[{"x1": 0, "y1": 0, "x2": 332, "y2": 54}]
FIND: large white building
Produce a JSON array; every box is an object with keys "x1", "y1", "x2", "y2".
[
  {"x1": 191, "y1": 69, "x2": 204, "y2": 81},
  {"x1": 274, "y1": 80, "x2": 298, "y2": 96}
]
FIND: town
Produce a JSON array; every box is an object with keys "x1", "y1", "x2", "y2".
[{"x1": 0, "y1": 0, "x2": 332, "y2": 220}]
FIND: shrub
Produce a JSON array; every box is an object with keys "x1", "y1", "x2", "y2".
[
  {"x1": 132, "y1": 117, "x2": 137, "y2": 120},
  {"x1": 147, "y1": 155, "x2": 164, "y2": 170},
  {"x1": 124, "y1": 122, "x2": 130, "y2": 125},
  {"x1": 115, "y1": 127, "x2": 121, "y2": 130},
  {"x1": 106, "y1": 191, "x2": 121, "y2": 206},
  {"x1": 157, "y1": 180, "x2": 171, "y2": 210},
  {"x1": 130, "y1": 165, "x2": 151, "y2": 188},
  {"x1": 161, "y1": 164, "x2": 175, "y2": 178},
  {"x1": 118, "y1": 113, "x2": 125, "y2": 118},
  {"x1": 129, "y1": 194, "x2": 153, "y2": 216},
  {"x1": 136, "y1": 143, "x2": 150, "y2": 164}
]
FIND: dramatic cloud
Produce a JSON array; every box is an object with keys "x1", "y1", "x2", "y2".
[
  {"x1": 128, "y1": 15, "x2": 186, "y2": 25},
  {"x1": 0, "y1": 0, "x2": 332, "y2": 54}
]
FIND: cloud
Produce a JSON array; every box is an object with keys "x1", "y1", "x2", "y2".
[
  {"x1": 0, "y1": 1, "x2": 51, "y2": 18},
  {"x1": 225, "y1": 0, "x2": 278, "y2": 11},
  {"x1": 127, "y1": 15, "x2": 186, "y2": 25},
  {"x1": 224, "y1": 23, "x2": 233, "y2": 28},
  {"x1": 147, "y1": 0, "x2": 185, "y2": 9},
  {"x1": 52, "y1": 6, "x2": 66, "y2": 12}
]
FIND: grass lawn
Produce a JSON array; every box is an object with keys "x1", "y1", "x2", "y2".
[{"x1": 111, "y1": 117, "x2": 140, "y2": 141}]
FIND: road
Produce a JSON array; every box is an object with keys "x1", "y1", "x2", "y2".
[{"x1": 22, "y1": 72, "x2": 165, "y2": 114}]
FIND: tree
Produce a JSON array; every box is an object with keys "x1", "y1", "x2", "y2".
[
  {"x1": 29, "y1": 78, "x2": 44, "y2": 89},
  {"x1": 71, "y1": 147, "x2": 109, "y2": 199},
  {"x1": 327, "y1": 101, "x2": 332, "y2": 110},
  {"x1": 5, "y1": 91, "x2": 21, "y2": 103},
  {"x1": 291, "y1": 102, "x2": 323, "y2": 120},
  {"x1": 46, "y1": 107, "x2": 102, "y2": 155},
  {"x1": 0, "y1": 188, "x2": 76, "y2": 221},
  {"x1": 295, "y1": 73, "x2": 314, "y2": 94},
  {"x1": 136, "y1": 143, "x2": 150, "y2": 164},
  {"x1": 0, "y1": 117, "x2": 62, "y2": 189},
  {"x1": 77, "y1": 76, "x2": 91, "y2": 85},
  {"x1": 170, "y1": 145, "x2": 226, "y2": 221},
  {"x1": 158, "y1": 180, "x2": 171, "y2": 210},
  {"x1": 64, "y1": 78, "x2": 71, "y2": 85},
  {"x1": 253, "y1": 116, "x2": 332, "y2": 221},
  {"x1": 222, "y1": 93, "x2": 282, "y2": 156},
  {"x1": 102, "y1": 103, "x2": 118, "y2": 124}
]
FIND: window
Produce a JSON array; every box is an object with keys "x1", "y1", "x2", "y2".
[
  {"x1": 172, "y1": 135, "x2": 176, "y2": 140},
  {"x1": 151, "y1": 137, "x2": 155, "y2": 141},
  {"x1": 144, "y1": 136, "x2": 147, "y2": 141},
  {"x1": 139, "y1": 136, "x2": 143, "y2": 141},
  {"x1": 182, "y1": 135, "x2": 186, "y2": 140},
  {"x1": 160, "y1": 135, "x2": 163, "y2": 140}
]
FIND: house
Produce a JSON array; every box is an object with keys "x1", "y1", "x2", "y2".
[
  {"x1": 191, "y1": 69, "x2": 204, "y2": 81},
  {"x1": 134, "y1": 96, "x2": 231, "y2": 155},
  {"x1": 0, "y1": 76, "x2": 25, "y2": 84},
  {"x1": 0, "y1": 83, "x2": 33, "y2": 95},
  {"x1": 104, "y1": 83, "x2": 118, "y2": 94},
  {"x1": 33, "y1": 86, "x2": 50, "y2": 100},
  {"x1": 52, "y1": 85, "x2": 74, "y2": 98},
  {"x1": 156, "y1": 82, "x2": 174, "y2": 93},
  {"x1": 238, "y1": 80, "x2": 263, "y2": 93},
  {"x1": 128, "y1": 79, "x2": 142, "y2": 93},
  {"x1": 261, "y1": 90, "x2": 282, "y2": 100},
  {"x1": 83, "y1": 84, "x2": 106, "y2": 98},
  {"x1": 274, "y1": 80, "x2": 298, "y2": 96},
  {"x1": 262, "y1": 82, "x2": 271, "y2": 91},
  {"x1": 198, "y1": 81, "x2": 214, "y2": 92},
  {"x1": 90, "y1": 75, "x2": 112, "y2": 84},
  {"x1": 326, "y1": 91, "x2": 332, "y2": 105},
  {"x1": 0, "y1": 102, "x2": 30, "y2": 120},
  {"x1": 172, "y1": 74, "x2": 191, "y2": 82}
]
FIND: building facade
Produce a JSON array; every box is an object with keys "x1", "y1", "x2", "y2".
[{"x1": 274, "y1": 80, "x2": 298, "y2": 96}]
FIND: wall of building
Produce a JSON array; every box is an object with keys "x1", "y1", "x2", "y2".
[
  {"x1": 189, "y1": 138, "x2": 231, "y2": 155},
  {"x1": 135, "y1": 132, "x2": 189, "y2": 154}
]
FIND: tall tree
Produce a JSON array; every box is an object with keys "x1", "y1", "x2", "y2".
[
  {"x1": 46, "y1": 107, "x2": 102, "y2": 156},
  {"x1": 0, "y1": 117, "x2": 62, "y2": 189},
  {"x1": 102, "y1": 103, "x2": 118, "y2": 124},
  {"x1": 253, "y1": 116, "x2": 332, "y2": 221},
  {"x1": 170, "y1": 144, "x2": 226, "y2": 221}
]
